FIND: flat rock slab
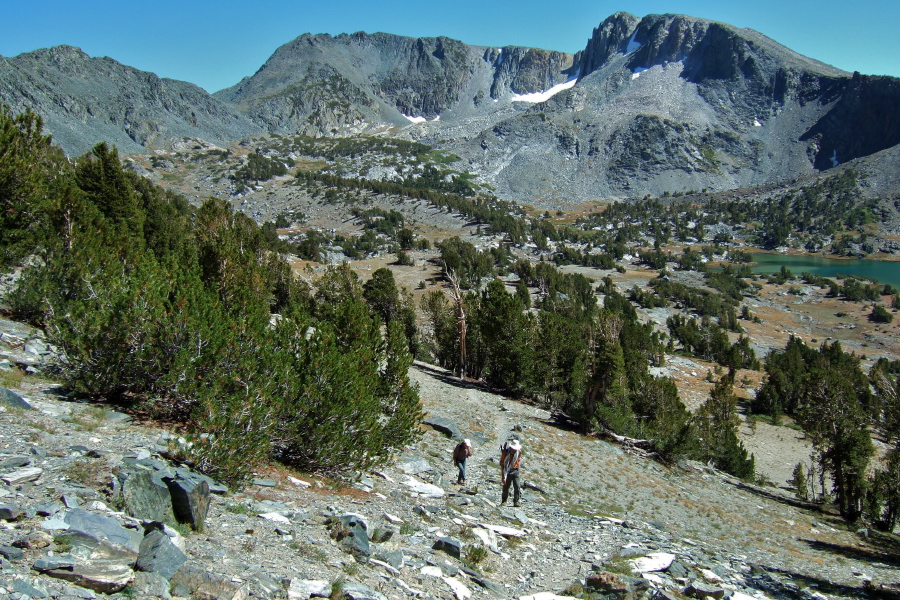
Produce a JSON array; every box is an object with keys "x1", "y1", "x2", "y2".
[
  {"x1": 629, "y1": 552, "x2": 675, "y2": 573},
  {"x1": 342, "y1": 582, "x2": 389, "y2": 600},
  {"x1": 34, "y1": 556, "x2": 77, "y2": 570},
  {"x1": 0, "y1": 545, "x2": 25, "y2": 561},
  {"x1": 0, "y1": 386, "x2": 31, "y2": 410},
  {"x1": 287, "y1": 578, "x2": 330, "y2": 599},
  {"x1": 398, "y1": 458, "x2": 434, "y2": 475},
  {"x1": 423, "y1": 415, "x2": 462, "y2": 440},
  {"x1": 64, "y1": 508, "x2": 143, "y2": 560},
  {"x1": 10, "y1": 578, "x2": 50, "y2": 598},
  {"x1": 402, "y1": 477, "x2": 444, "y2": 498},
  {"x1": 1, "y1": 466, "x2": 42, "y2": 484},
  {"x1": 479, "y1": 523, "x2": 526, "y2": 537},
  {"x1": 45, "y1": 559, "x2": 135, "y2": 593}
]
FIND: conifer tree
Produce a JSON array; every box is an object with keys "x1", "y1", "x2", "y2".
[
  {"x1": 75, "y1": 143, "x2": 146, "y2": 247},
  {"x1": 797, "y1": 343, "x2": 872, "y2": 521},
  {"x1": 693, "y1": 374, "x2": 755, "y2": 479}
]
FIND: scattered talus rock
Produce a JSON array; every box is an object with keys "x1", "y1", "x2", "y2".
[{"x1": 1, "y1": 312, "x2": 898, "y2": 599}]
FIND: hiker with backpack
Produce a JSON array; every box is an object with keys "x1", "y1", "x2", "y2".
[
  {"x1": 453, "y1": 439, "x2": 473, "y2": 484},
  {"x1": 499, "y1": 438, "x2": 522, "y2": 506}
]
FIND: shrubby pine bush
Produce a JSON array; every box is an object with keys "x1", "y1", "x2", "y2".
[{"x1": 0, "y1": 105, "x2": 421, "y2": 485}]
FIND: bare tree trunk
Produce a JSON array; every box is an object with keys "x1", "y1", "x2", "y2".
[{"x1": 446, "y1": 268, "x2": 466, "y2": 380}]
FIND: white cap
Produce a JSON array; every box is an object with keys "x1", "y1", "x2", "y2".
[
  {"x1": 464, "y1": 439, "x2": 471, "y2": 446},
  {"x1": 508, "y1": 439, "x2": 521, "y2": 450}
]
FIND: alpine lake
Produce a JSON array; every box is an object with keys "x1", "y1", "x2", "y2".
[{"x1": 740, "y1": 252, "x2": 900, "y2": 289}]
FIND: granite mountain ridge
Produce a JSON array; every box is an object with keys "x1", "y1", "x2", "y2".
[{"x1": 2, "y1": 12, "x2": 899, "y2": 203}]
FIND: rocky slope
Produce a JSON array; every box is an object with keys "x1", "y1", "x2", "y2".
[
  {"x1": 0, "y1": 46, "x2": 259, "y2": 156},
  {"x1": 2, "y1": 311, "x2": 900, "y2": 600}
]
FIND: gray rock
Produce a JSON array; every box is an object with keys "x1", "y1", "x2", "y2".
[
  {"x1": 251, "y1": 573, "x2": 283, "y2": 599},
  {"x1": 132, "y1": 571, "x2": 171, "y2": 599},
  {"x1": 685, "y1": 581, "x2": 725, "y2": 599},
  {"x1": 164, "y1": 473, "x2": 210, "y2": 531},
  {"x1": 0, "y1": 456, "x2": 30, "y2": 470},
  {"x1": 34, "y1": 502, "x2": 63, "y2": 517},
  {"x1": 432, "y1": 536, "x2": 462, "y2": 559},
  {"x1": 136, "y1": 530, "x2": 188, "y2": 580},
  {"x1": 33, "y1": 556, "x2": 77, "y2": 570},
  {"x1": 63, "y1": 508, "x2": 143, "y2": 560},
  {"x1": 373, "y1": 548, "x2": 404, "y2": 570},
  {"x1": 0, "y1": 467, "x2": 42, "y2": 485},
  {"x1": 253, "y1": 478, "x2": 277, "y2": 487},
  {"x1": 619, "y1": 546, "x2": 649, "y2": 558},
  {"x1": 666, "y1": 560, "x2": 691, "y2": 579},
  {"x1": 0, "y1": 546, "x2": 24, "y2": 561},
  {"x1": 337, "y1": 514, "x2": 370, "y2": 557},
  {"x1": 169, "y1": 564, "x2": 246, "y2": 600},
  {"x1": 0, "y1": 505, "x2": 24, "y2": 521},
  {"x1": 10, "y1": 578, "x2": 49, "y2": 598},
  {"x1": 423, "y1": 415, "x2": 462, "y2": 440},
  {"x1": 118, "y1": 468, "x2": 176, "y2": 524},
  {"x1": 60, "y1": 584, "x2": 98, "y2": 599},
  {"x1": 287, "y1": 578, "x2": 330, "y2": 599},
  {"x1": 473, "y1": 577, "x2": 505, "y2": 595},
  {"x1": 398, "y1": 458, "x2": 433, "y2": 476},
  {"x1": 0, "y1": 387, "x2": 31, "y2": 410},
  {"x1": 44, "y1": 559, "x2": 134, "y2": 593},
  {"x1": 340, "y1": 582, "x2": 388, "y2": 600}
]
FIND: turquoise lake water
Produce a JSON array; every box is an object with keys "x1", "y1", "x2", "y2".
[{"x1": 743, "y1": 253, "x2": 900, "y2": 289}]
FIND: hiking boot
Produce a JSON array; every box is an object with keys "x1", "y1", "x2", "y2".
[{"x1": 513, "y1": 502, "x2": 520, "y2": 507}]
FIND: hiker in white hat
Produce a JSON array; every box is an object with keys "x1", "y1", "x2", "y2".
[{"x1": 500, "y1": 438, "x2": 522, "y2": 506}]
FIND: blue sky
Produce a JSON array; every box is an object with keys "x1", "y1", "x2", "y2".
[{"x1": 2, "y1": 0, "x2": 897, "y2": 92}]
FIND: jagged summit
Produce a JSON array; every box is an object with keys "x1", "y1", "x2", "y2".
[{"x1": 576, "y1": 12, "x2": 847, "y2": 81}]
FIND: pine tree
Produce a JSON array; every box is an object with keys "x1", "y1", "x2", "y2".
[
  {"x1": 75, "y1": 143, "x2": 146, "y2": 247},
  {"x1": 798, "y1": 344, "x2": 873, "y2": 521},
  {"x1": 693, "y1": 374, "x2": 755, "y2": 480}
]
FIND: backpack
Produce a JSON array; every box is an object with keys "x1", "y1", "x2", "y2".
[{"x1": 453, "y1": 442, "x2": 467, "y2": 463}]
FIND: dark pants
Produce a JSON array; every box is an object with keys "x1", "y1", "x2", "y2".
[
  {"x1": 502, "y1": 469, "x2": 520, "y2": 504},
  {"x1": 455, "y1": 460, "x2": 466, "y2": 483}
]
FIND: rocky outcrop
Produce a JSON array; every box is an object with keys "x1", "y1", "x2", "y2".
[
  {"x1": 801, "y1": 73, "x2": 900, "y2": 169},
  {"x1": 0, "y1": 314, "x2": 898, "y2": 599}
]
